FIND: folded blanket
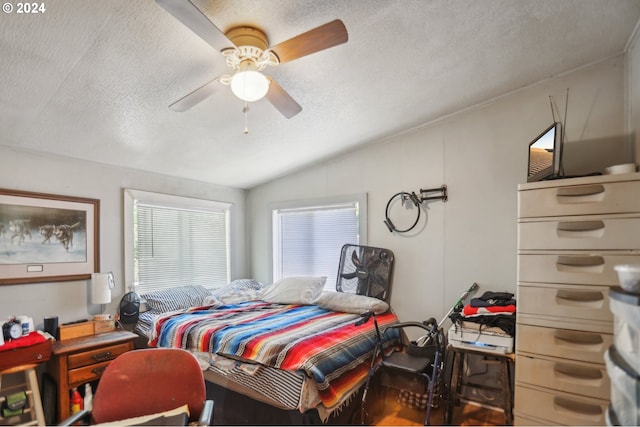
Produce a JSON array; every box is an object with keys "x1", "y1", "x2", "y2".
[
  {"x1": 469, "y1": 291, "x2": 516, "y2": 307},
  {"x1": 463, "y1": 304, "x2": 516, "y2": 317},
  {"x1": 450, "y1": 312, "x2": 516, "y2": 336}
]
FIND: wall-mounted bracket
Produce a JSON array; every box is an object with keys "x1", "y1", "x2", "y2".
[
  {"x1": 385, "y1": 184, "x2": 448, "y2": 233},
  {"x1": 418, "y1": 185, "x2": 448, "y2": 203},
  {"x1": 401, "y1": 185, "x2": 448, "y2": 205}
]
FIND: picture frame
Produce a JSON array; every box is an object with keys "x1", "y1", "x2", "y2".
[{"x1": 0, "y1": 188, "x2": 99, "y2": 285}]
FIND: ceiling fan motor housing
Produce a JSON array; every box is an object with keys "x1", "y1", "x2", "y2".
[
  {"x1": 226, "y1": 26, "x2": 269, "y2": 50},
  {"x1": 222, "y1": 27, "x2": 279, "y2": 72}
]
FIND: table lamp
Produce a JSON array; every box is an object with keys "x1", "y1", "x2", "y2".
[{"x1": 91, "y1": 272, "x2": 114, "y2": 320}]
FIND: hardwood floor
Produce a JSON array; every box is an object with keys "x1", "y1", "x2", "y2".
[{"x1": 368, "y1": 387, "x2": 506, "y2": 426}]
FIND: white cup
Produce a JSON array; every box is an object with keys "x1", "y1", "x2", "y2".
[{"x1": 604, "y1": 163, "x2": 637, "y2": 175}]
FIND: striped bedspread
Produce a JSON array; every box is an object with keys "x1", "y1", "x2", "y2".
[{"x1": 148, "y1": 301, "x2": 401, "y2": 409}]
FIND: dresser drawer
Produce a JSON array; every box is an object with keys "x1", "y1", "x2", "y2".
[
  {"x1": 515, "y1": 384, "x2": 608, "y2": 425},
  {"x1": 68, "y1": 360, "x2": 111, "y2": 385},
  {"x1": 518, "y1": 253, "x2": 640, "y2": 286},
  {"x1": 517, "y1": 283, "x2": 612, "y2": 322},
  {"x1": 514, "y1": 412, "x2": 560, "y2": 426},
  {"x1": 515, "y1": 354, "x2": 609, "y2": 400},
  {"x1": 517, "y1": 324, "x2": 612, "y2": 364},
  {"x1": 519, "y1": 179, "x2": 640, "y2": 218},
  {"x1": 518, "y1": 216, "x2": 640, "y2": 250},
  {"x1": 68, "y1": 342, "x2": 130, "y2": 369}
]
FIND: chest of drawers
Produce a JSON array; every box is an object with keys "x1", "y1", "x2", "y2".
[
  {"x1": 46, "y1": 330, "x2": 137, "y2": 422},
  {"x1": 514, "y1": 173, "x2": 640, "y2": 426}
]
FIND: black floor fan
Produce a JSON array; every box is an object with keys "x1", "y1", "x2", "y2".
[{"x1": 336, "y1": 244, "x2": 394, "y2": 301}]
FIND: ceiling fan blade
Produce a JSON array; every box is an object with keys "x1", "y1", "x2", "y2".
[
  {"x1": 265, "y1": 78, "x2": 302, "y2": 119},
  {"x1": 169, "y1": 78, "x2": 224, "y2": 112},
  {"x1": 156, "y1": 0, "x2": 233, "y2": 52},
  {"x1": 269, "y1": 19, "x2": 348, "y2": 64}
]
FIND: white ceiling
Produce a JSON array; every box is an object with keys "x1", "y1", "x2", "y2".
[{"x1": 1, "y1": 0, "x2": 639, "y2": 189}]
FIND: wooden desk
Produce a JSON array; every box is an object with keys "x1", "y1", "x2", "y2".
[{"x1": 47, "y1": 330, "x2": 137, "y2": 422}]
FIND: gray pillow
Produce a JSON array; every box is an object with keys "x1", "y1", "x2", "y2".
[
  {"x1": 141, "y1": 285, "x2": 212, "y2": 312},
  {"x1": 314, "y1": 291, "x2": 389, "y2": 314},
  {"x1": 259, "y1": 276, "x2": 326, "y2": 305}
]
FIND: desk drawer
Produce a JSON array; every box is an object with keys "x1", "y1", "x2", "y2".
[
  {"x1": 68, "y1": 360, "x2": 110, "y2": 385},
  {"x1": 517, "y1": 283, "x2": 612, "y2": 322},
  {"x1": 0, "y1": 340, "x2": 51, "y2": 372},
  {"x1": 517, "y1": 324, "x2": 612, "y2": 364},
  {"x1": 519, "y1": 180, "x2": 640, "y2": 218},
  {"x1": 518, "y1": 217, "x2": 640, "y2": 250},
  {"x1": 515, "y1": 384, "x2": 608, "y2": 425},
  {"x1": 518, "y1": 253, "x2": 640, "y2": 286},
  {"x1": 515, "y1": 354, "x2": 609, "y2": 400},
  {"x1": 68, "y1": 342, "x2": 130, "y2": 369}
]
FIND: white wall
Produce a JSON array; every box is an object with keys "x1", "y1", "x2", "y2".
[
  {"x1": 1, "y1": 55, "x2": 633, "y2": 335},
  {"x1": 248, "y1": 55, "x2": 630, "y2": 326},
  {"x1": 627, "y1": 20, "x2": 640, "y2": 163},
  {"x1": 0, "y1": 148, "x2": 247, "y2": 329}
]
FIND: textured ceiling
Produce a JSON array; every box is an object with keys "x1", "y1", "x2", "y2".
[{"x1": 1, "y1": 0, "x2": 639, "y2": 189}]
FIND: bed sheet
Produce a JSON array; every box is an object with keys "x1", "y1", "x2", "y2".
[{"x1": 145, "y1": 301, "x2": 400, "y2": 419}]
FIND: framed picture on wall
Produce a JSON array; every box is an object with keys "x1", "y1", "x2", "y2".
[{"x1": 0, "y1": 188, "x2": 100, "y2": 285}]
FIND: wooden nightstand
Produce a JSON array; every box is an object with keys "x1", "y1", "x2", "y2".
[{"x1": 46, "y1": 329, "x2": 137, "y2": 422}]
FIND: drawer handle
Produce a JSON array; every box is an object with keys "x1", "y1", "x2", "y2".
[
  {"x1": 553, "y1": 330, "x2": 603, "y2": 346},
  {"x1": 555, "y1": 290, "x2": 604, "y2": 303},
  {"x1": 36, "y1": 353, "x2": 43, "y2": 360},
  {"x1": 553, "y1": 363, "x2": 603, "y2": 383},
  {"x1": 556, "y1": 220, "x2": 604, "y2": 232},
  {"x1": 556, "y1": 185, "x2": 605, "y2": 197},
  {"x1": 91, "y1": 366, "x2": 107, "y2": 376},
  {"x1": 556, "y1": 255, "x2": 604, "y2": 267},
  {"x1": 92, "y1": 351, "x2": 112, "y2": 362},
  {"x1": 553, "y1": 396, "x2": 603, "y2": 417}
]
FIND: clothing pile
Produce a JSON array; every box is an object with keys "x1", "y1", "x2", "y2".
[{"x1": 450, "y1": 290, "x2": 516, "y2": 337}]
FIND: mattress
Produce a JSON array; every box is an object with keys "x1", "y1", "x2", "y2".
[{"x1": 141, "y1": 300, "x2": 400, "y2": 420}]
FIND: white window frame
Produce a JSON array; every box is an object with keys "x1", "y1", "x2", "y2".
[
  {"x1": 124, "y1": 189, "x2": 232, "y2": 293},
  {"x1": 270, "y1": 193, "x2": 367, "y2": 289}
]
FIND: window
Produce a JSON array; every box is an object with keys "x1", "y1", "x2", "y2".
[
  {"x1": 124, "y1": 189, "x2": 231, "y2": 294},
  {"x1": 271, "y1": 194, "x2": 367, "y2": 291}
]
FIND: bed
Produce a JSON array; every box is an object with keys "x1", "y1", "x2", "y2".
[{"x1": 133, "y1": 278, "x2": 401, "y2": 423}]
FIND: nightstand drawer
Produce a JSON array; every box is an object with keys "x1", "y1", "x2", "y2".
[
  {"x1": 68, "y1": 360, "x2": 111, "y2": 384},
  {"x1": 518, "y1": 216, "x2": 640, "y2": 250},
  {"x1": 68, "y1": 342, "x2": 130, "y2": 369},
  {"x1": 518, "y1": 179, "x2": 640, "y2": 218}
]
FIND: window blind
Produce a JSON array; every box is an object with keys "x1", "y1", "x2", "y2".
[
  {"x1": 273, "y1": 202, "x2": 360, "y2": 289},
  {"x1": 134, "y1": 201, "x2": 229, "y2": 294}
]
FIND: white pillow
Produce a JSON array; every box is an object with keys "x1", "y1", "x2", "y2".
[
  {"x1": 314, "y1": 291, "x2": 389, "y2": 314},
  {"x1": 259, "y1": 276, "x2": 326, "y2": 305}
]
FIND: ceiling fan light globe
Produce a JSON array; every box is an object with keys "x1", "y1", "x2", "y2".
[{"x1": 230, "y1": 70, "x2": 270, "y2": 102}]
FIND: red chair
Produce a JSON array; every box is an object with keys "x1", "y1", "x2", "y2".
[{"x1": 61, "y1": 348, "x2": 213, "y2": 425}]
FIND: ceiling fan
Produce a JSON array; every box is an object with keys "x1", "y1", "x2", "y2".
[{"x1": 156, "y1": 0, "x2": 348, "y2": 119}]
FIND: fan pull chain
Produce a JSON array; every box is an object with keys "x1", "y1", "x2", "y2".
[{"x1": 243, "y1": 102, "x2": 249, "y2": 134}]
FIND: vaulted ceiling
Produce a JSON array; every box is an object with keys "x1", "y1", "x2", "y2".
[{"x1": 2, "y1": 0, "x2": 639, "y2": 189}]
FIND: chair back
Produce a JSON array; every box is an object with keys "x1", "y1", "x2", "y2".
[{"x1": 91, "y1": 348, "x2": 206, "y2": 424}]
